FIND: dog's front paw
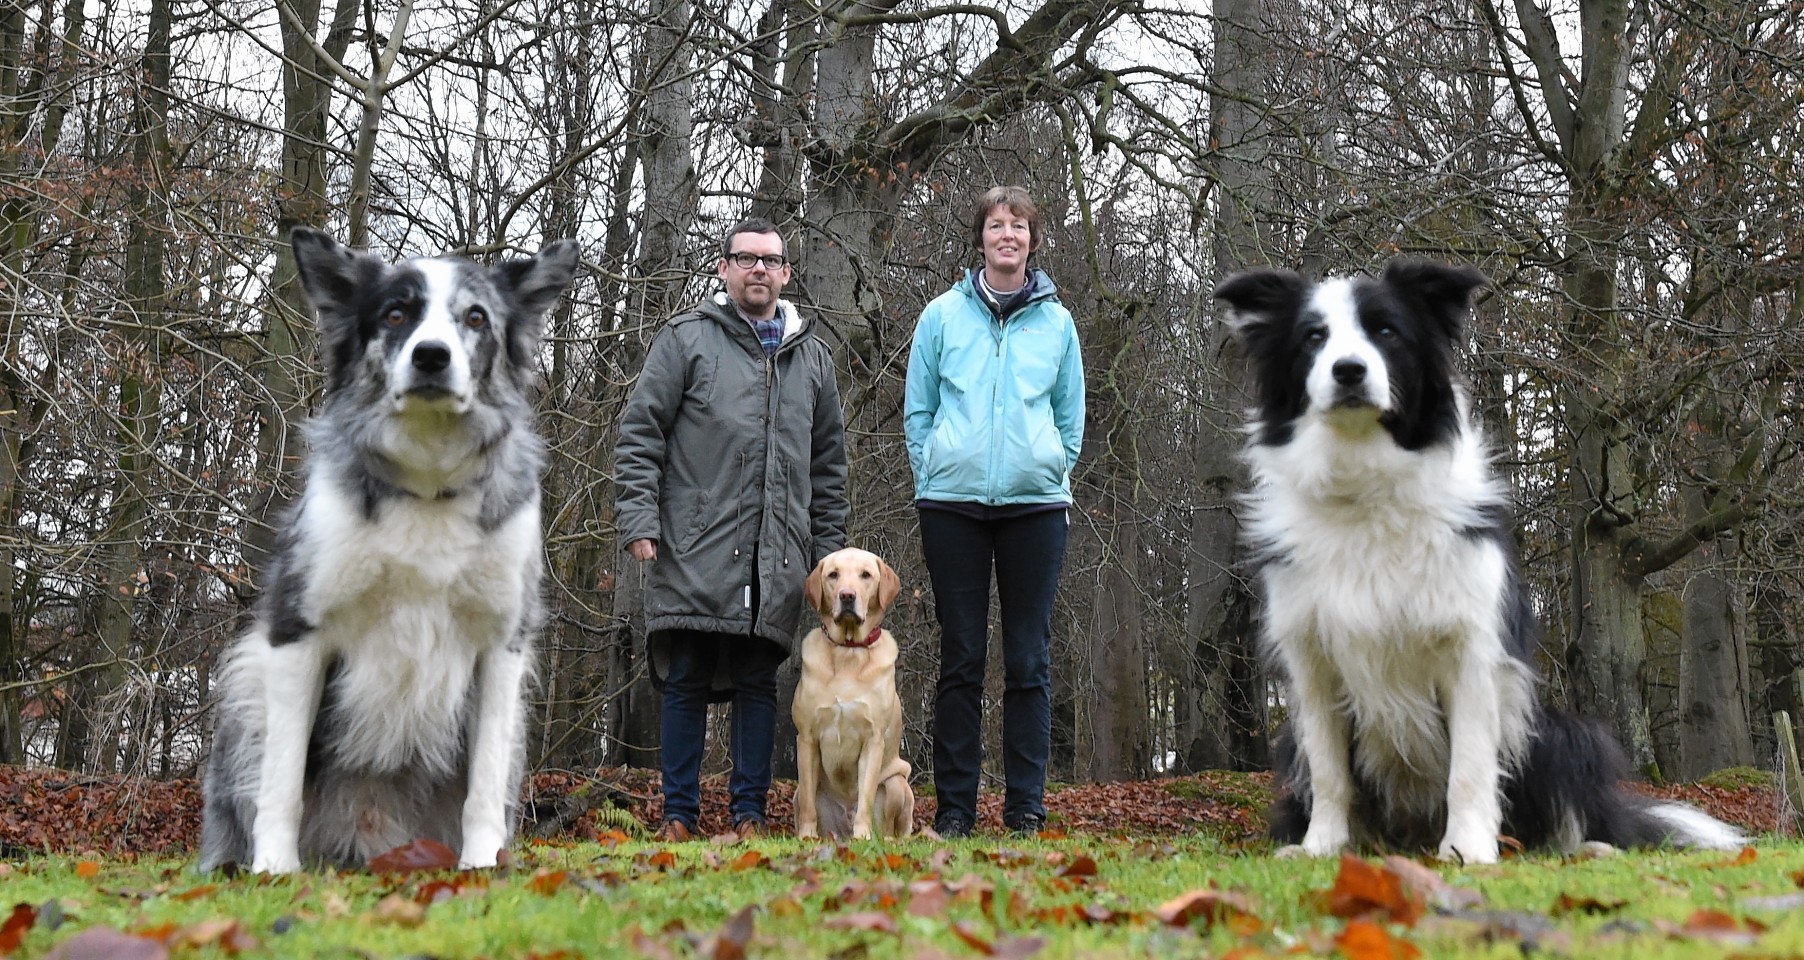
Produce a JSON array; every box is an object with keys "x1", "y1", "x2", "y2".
[
  {"x1": 460, "y1": 829, "x2": 506, "y2": 869},
  {"x1": 459, "y1": 849, "x2": 501, "y2": 870},
  {"x1": 1274, "y1": 844, "x2": 1312, "y2": 859},
  {"x1": 851, "y1": 822, "x2": 874, "y2": 840},
  {"x1": 251, "y1": 850, "x2": 302, "y2": 875},
  {"x1": 796, "y1": 823, "x2": 819, "y2": 841},
  {"x1": 1299, "y1": 821, "x2": 1349, "y2": 857},
  {"x1": 1436, "y1": 831, "x2": 1499, "y2": 866}
]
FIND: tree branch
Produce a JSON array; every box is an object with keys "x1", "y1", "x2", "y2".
[{"x1": 1626, "y1": 502, "x2": 1750, "y2": 578}]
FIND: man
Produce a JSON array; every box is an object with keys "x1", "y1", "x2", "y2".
[{"x1": 615, "y1": 218, "x2": 849, "y2": 842}]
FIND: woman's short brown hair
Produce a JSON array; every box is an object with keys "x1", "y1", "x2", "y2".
[{"x1": 969, "y1": 186, "x2": 1041, "y2": 254}]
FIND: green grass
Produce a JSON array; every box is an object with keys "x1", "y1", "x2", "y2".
[
  {"x1": 5, "y1": 836, "x2": 1804, "y2": 958},
  {"x1": 1699, "y1": 767, "x2": 1777, "y2": 791}
]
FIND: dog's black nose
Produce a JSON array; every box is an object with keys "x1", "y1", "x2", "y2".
[
  {"x1": 1331, "y1": 359, "x2": 1366, "y2": 385},
  {"x1": 412, "y1": 341, "x2": 451, "y2": 373}
]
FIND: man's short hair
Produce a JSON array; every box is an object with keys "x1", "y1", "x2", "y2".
[
  {"x1": 721, "y1": 218, "x2": 789, "y2": 261},
  {"x1": 969, "y1": 186, "x2": 1041, "y2": 253}
]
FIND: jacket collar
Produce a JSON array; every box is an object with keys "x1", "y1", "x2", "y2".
[
  {"x1": 957, "y1": 267, "x2": 1060, "y2": 311},
  {"x1": 710, "y1": 292, "x2": 807, "y2": 345}
]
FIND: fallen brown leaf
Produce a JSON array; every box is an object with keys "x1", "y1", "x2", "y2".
[
  {"x1": 0, "y1": 903, "x2": 35, "y2": 954},
  {"x1": 1708, "y1": 846, "x2": 1759, "y2": 869},
  {"x1": 728, "y1": 850, "x2": 769, "y2": 871},
  {"x1": 1656, "y1": 908, "x2": 1767, "y2": 945},
  {"x1": 1380, "y1": 856, "x2": 1484, "y2": 912},
  {"x1": 950, "y1": 920, "x2": 993, "y2": 953},
  {"x1": 1317, "y1": 854, "x2": 1422, "y2": 926},
  {"x1": 696, "y1": 905, "x2": 756, "y2": 960},
  {"x1": 1335, "y1": 918, "x2": 1421, "y2": 960},
  {"x1": 368, "y1": 838, "x2": 459, "y2": 875},
  {"x1": 372, "y1": 893, "x2": 427, "y2": 927},
  {"x1": 822, "y1": 912, "x2": 897, "y2": 933},
  {"x1": 1550, "y1": 893, "x2": 1627, "y2": 917},
  {"x1": 1154, "y1": 889, "x2": 1262, "y2": 935},
  {"x1": 1055, "y1": 854, "x2": 1098, "y2": 879},
  {"x1": 44, "y1": 928, "x2": 167, "y2": 960},
  {"x1": 174, "y1": 918, "x2": 258, "y2": 954},
  {"x1": 992, "y1": 935, "x2": 1047, "y2": 958},
  {"x1": 415, "y1": 877, "x2": 473, "y2": 905},
  {"x1": 908, "y1": 881, "x2": 952, "y2": 918},
  {"x1": 627, "y1": 923, "x2": 678, "y2": 960}
]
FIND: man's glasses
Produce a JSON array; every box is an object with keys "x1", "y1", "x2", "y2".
[{"x1": 726, "y1": 252, "x2": 788, "y2": 270}]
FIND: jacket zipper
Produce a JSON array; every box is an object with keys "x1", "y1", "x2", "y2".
[{"x1": 990, "y1": 315, "x2": 1005, "y2": 501}]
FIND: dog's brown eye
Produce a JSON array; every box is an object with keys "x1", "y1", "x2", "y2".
[
  {"x1": 385, "y1": 309, "x2": 406, "y2": 327},
  {"x1": 465, "y1": 308, "x2": 487, "y2": 328}
]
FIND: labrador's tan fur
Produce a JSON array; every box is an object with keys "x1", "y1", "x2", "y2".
[{"x1": 793, "y1": 548, "x2": 914, "y2": 840}]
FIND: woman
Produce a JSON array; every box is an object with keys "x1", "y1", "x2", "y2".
[{"x1": 903, "y1": 186, "x2": 1085, "y2": 837}]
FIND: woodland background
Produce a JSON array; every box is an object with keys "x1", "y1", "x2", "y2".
[{"x1": 2, "y1": 0, "x2": 1802, "y2": 797}]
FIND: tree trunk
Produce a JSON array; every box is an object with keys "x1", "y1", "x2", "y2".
[
  {"x1": 1, "y1": 0, "x2": 86, "y2": 767},
  {"x1": 249, "y1": 0, "x2": 357, "y2": 586},
  {"x1": 1495, "y1": 0, "x2": 1653, "y2": 769},
  {"x1": 79, "y1": 0, "x2": 173, "y2": 774},
  {"x1": 1676, "y1": 507, "x2": 1753, "y2": 780},
  {"x1": 1084, "y1": 511, "x2": 1149, "y2": 780},
  {"x1": 1182, "y1": 0, "x2": 1282, "y2": 774},
  {"x1": 1752, "y1": 581, "x2": 1802, "y2": 756},
  {"x1": 0, "y1": 0, "x2": 28, "y2": 767},
  {"x1": 1566, "y1": 415, "x2": 1656, "y2": 772},
  {"x1": 607, "y1": 0, "x2": 699, "y2": 770}
]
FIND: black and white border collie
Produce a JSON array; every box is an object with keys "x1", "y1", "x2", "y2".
[
  {"x1": 198, "y1": 228, "x2": 579, "y2": 872},
  {"x1": 1215, "y1": 259, "x2": 1744, "y2": 863}
]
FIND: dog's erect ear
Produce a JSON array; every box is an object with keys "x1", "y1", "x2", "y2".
[
  {"x1": 495, "y1": 239, "x2": 581, "y2": 367},
  {"x1": 495, "y1": 239, "x2": 581, "y2": 317},
  {"x1": 875, "y1": 557, "x2": 900, "y2": 620},
  {"x1": 289, "y1": 227, "x2": 388, "y2": 387},
  {"x1": 1381, "y1": 259, "x2": 1486, "y2": 338},
  {"x1": 290, "y1": 227, "x2": 372, "y2": 320},
  {"x1": 1213, "y1": 268, "x2": 1308, "y2": 337}
]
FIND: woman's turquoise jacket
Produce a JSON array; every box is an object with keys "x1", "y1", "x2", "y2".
[{"x1": 903, "y1": 268, "x2": 1085, "y2": 505}]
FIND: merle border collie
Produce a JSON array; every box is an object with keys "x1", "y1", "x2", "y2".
[
  {"x1": 198, "y1": 228, "x2": 579, "y2": 872},
  {"x1": 1214, "y1": 259, "x2": 1744, "y2": 863}
]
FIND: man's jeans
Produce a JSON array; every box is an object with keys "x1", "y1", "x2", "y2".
[
  {"x1": 920, "y1": 508, "x2": 1069, "y2": 830},
  {"x1": 658, "y1": 630, "x2": 783, "y2": 829}
]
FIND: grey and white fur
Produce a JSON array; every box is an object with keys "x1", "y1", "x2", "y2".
[{"x1": 198, "y1": 227, "x2": 579, "y2": 873}]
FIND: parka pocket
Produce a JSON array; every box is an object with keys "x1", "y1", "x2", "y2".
[{"x1": 670, "y1": 487, "x2": 712, "y2": 553}]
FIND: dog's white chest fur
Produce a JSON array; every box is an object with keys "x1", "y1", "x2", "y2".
[
  {"x1": 811, "y1": 697, "x2": 877, "y2": 795},
  {"x1": 1248, "y1": 425, "x2": 1530, "y2": 800},
  {"x1": 298, "y1": 478, "x2": 538, "y2": 775}
]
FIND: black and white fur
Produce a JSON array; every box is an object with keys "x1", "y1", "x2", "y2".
[
  {"x1": 1215, "y1": 259, "x2": 1745, "y2": 864},
  {"x1": 198, "y1": 228, "x2": 579, "y2": 873}
]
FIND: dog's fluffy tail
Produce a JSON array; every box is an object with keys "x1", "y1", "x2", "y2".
[
  {"x1": 1637, "y1": 799, "x2": 1748, "y2": 851},
  {"x1": 1510, "y1": 707, "x2": 1747, "y2": 852}
]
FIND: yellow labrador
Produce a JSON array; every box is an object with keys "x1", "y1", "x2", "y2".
[{"x1": 793, "y1": 548, "x2": 914, "y2": 840}]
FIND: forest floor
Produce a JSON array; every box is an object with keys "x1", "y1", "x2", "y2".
[{"x1": 0, "y1": 763, "x2": 1784, "y2": 857}]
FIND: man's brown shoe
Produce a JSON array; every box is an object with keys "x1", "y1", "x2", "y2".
[
  {"x1": 653, "y1": 818, "x2": 696, "y2": 843},
  {"x1": 733, "y1": 818, "x2": 768, "y2": 840}
]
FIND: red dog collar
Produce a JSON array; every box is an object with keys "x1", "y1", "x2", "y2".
[{"x1": 840, "y1": 627, "x2": 882, "y2": 648}]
